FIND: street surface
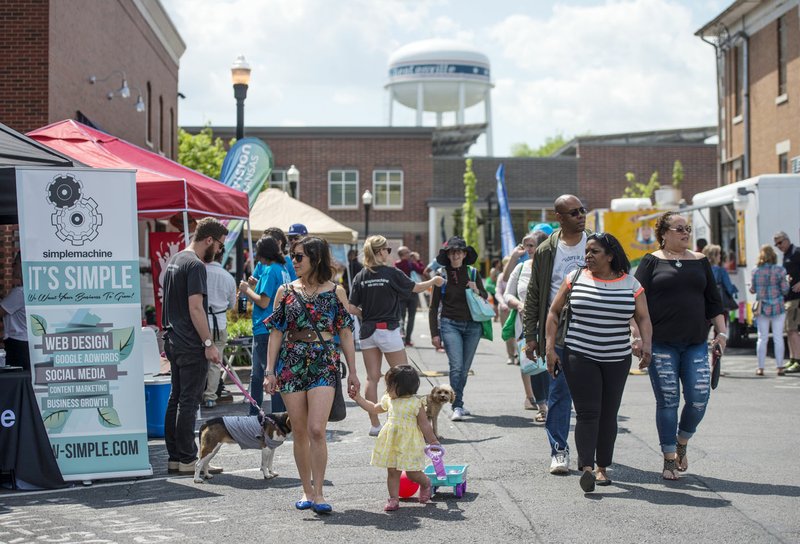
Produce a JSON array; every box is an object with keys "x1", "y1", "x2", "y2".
[{"x1": 2, "y1": 316, "x2": 799, "y2": 543}]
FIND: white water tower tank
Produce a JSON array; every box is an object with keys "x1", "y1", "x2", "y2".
[{"x1": 386, "y1": 39, "x2": 494, "y2": 155}]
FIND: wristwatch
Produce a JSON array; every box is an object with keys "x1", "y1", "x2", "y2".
[{"x1": 203, "y1": 338, "x2": 213, "y2": 348}]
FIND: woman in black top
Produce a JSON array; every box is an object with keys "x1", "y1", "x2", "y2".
[
  {"x1": 634, "y1": 212, "x2": 726, "y2": 480},
  {"x1": 350, "y1": 235, "x2": 443, "y2": 435},
  {"x1": 429, "y1": 237, "x2": 488, "y2": 421}
]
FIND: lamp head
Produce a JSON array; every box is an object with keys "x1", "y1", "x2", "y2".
[
  {"x1": 231, "y1": 55, "x2": 252, "y2": 86},
  {"x1": 362, "y1": 189, "x2": 373, "y2": 207},
  {"x1": 286, "y1": 164, "x2": 300, "y2": 183}
]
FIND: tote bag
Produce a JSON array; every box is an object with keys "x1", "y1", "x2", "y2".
[{"x1": 466, "y1": 267, "x2": 496, "y2": 321}]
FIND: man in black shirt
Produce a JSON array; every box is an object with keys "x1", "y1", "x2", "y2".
[
  {"x1": 162, "y1": 217, "x2": 228, "y2": 473},
  {"x1": 774, "y1": 231, "x2": 800, "y2": 371}
]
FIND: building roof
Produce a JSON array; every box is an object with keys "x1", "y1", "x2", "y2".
[
  {"x1": 432, "y1": 124, "x2": 487, "y2": 156},
  {"x1": 135, "y1": 0, "x2": 186, "y2": 64},
  {"x1": 695, "y1": 0, "x2": 761, "y2": 38},
  {"x1": 553, "y1": 126, "x2": 717, "y2": 157}
]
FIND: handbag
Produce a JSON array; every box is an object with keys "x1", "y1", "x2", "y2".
[
  {"x1": 718, "y1": 284, "x2": 738, "y2": 312},
  {"x1": 555, "y1": 268, "x2": 583, "y2": 349},
  {"x1": 752, "y1": 300, "x2": 761, "y2": 317},
  {"x1": 465, "y1": 267, "x2": 496, "y2": 321},
  {"x1": 293, "y1": 286, "x2": 348, "y2": 422},
  {"x1": 501, "y1": 308, "x2": 518, "y2": 341},
  {"x1": 517, "y1": 339, "x2": 547, "y2": 375}
]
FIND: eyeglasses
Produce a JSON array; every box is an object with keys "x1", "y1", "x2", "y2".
[
  {"x1": 214, "y1": 237, "x2": 226, "y2": 247},
  {"x1": 291, "y1": 253, "x2": 305, "y2": 262},
  {"x1": 560, "y1": 206, "x2": 588, "y2": 218},
  {"x1": 668, "y1": 225, "x2": 692, "y2": 234}
]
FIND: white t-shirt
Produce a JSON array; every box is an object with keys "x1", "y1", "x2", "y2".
[
  {"x1": 1, "y1": 287, "x2": 27, "y2": 341},
  {"x1": 205, "y1": 261, "x2": 236, "y2": 333},
  {"x1": 548, "y1": 233, "x2": 587, "y2": 306}
]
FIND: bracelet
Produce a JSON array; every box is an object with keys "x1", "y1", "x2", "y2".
[
  {"x1": 717, "y1": 332, "x2": 728, "y2": 339},
  {"x1": 631, "y1": 337, "x2": 642, "y2": 343},
  {"x1": 265, "y1": 369, "x2": 275, "y2": 376}
]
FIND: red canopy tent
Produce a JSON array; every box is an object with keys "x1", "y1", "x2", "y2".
[{"x1": 27, "y1": 120, "x2": 249, "y2": 220}]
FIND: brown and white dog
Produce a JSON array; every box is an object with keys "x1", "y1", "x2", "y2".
[
  {"x1": 194, "y1": 412, "x2": 291, "y2": 484},
  {"x1": 424, "y1": 384, "x2": 455, "y2": 438}
]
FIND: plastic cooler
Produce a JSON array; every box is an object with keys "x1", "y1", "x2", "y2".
[{"x1": 141, "y1": 327, "x2": 171, "y2": 438}]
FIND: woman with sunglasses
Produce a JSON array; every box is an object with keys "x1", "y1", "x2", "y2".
[
  {"x1": 349, "y1": 235, "x2": 444, "y2": 435},
  {"x1": 634, "y1": 212, "x2": 726, "y2": 480},
  {"x1": 238, "y1": 236, "x2": 292, "y2": 415},
  {"x1": 263, "y1": 236, "x2": 360, "y2": 514},
  {"x1": 545, "y1": 233, "x2": 652, "y2": 491}
]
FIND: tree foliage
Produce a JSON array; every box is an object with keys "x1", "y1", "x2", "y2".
[
  {"x1": 622, "y1": 171, "x2": 661, "y2": 198},
  {"x1": 177, "y1": 126, "x2": 232, "y2": 180},
  {"x1": 672, "y1": 159, "x2": 684, "y2": 188},
  {"x1": 510, "y1": 133, "x2": 569, "y2": 157},
  {"x1": 462, "y1": 158, "x2": 480, "y2": 251}
]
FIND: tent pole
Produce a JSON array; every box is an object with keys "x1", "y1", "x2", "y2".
[
  {"x1": 246, "y1": 219, "x2": 254, "y2": 275},
  {"x1": 182, "y1": 211, "x2": 190, "y2": 242}
]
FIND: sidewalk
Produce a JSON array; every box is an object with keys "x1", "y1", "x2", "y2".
[{"x1": 1, "y1": 315, "x2": 799, "y2": 543}]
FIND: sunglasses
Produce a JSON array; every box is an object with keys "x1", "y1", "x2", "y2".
[
  {"x1": 668, "y1": 225, "x2": 692, "y2": 234},
  {"x1": 381, "y1": 247, "x2": 392, "y2": 254},
  {"x1": 291, "y1": 253, "x2": 306, "y2": 262},
  {"x1": 775, "y1": 239, "x2": 787, "y2": 246},
  {"x1": 560, "y1": 206, "x2": 588, "y2": 218}
]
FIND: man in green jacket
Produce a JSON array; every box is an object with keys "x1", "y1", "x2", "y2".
[{"x1": 523, "y1": 195, "x2": 589, "y2": 474}]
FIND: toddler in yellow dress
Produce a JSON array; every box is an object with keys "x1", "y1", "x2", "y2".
[{"x1": 350, "y1": 365, "x2": 440, "y2": 511}]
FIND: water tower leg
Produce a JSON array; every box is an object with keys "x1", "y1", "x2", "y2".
[
  {"x1": 457, "y1": 82, "x2": 465, "y2": 125},
  {"x1": 416, "y1": 83, "x2": 424, "y2": 126},
  {"x1": 484, "y1": 92, "x2": 494, "y2": 156},
  {"x1": 388, "y1": 89, "x2": 394, "y2": 126}
]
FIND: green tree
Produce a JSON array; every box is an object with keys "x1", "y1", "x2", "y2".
[
  {"x1": 510, "y1": 133, "x2": 569, "y2": 157},
  {"x1": 672, "y1": 159, "x2": 684, "y2": 189},
  {"x1": 462, "y1": 158, "x2": 480, "y2": 251},
  {"x1": 177, "y1": 126, "x2": 231, "y2": 180},
  {"x1": 622, "y1": 171, "x2": 661, "y2": 198}
]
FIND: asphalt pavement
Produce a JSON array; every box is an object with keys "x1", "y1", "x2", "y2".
[{"x1": 2, "y1": 316, "x2": 799, "y2": 543}]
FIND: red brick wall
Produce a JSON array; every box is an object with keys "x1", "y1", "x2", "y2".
[
  {"x1": 577, "y1": 143, "x2": 719, "y2": 210},
  {"x1": 266, "y1": 136, "x2": 434, "y2": 252},
  {"x1": 0, "y1": 0, "x2": 50, "y2": 133}
]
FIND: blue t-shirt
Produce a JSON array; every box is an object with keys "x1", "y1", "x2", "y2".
[
  {"x1": 253, "y1": 256, "x2": 297, "y2": 282},
  {"x1": 252, "y1": 262, "x2": 293, "y2": 335}
]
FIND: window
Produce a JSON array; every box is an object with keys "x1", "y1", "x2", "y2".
[
  {"x1": 779, "y1": 153, "x2": 788, "y2": 173},
  {"x1": 778, "y1": 16, "x2": 788, "y2": 96},
  {"x1": 145, "y1": 82, "x2": 152, "y2": 145},
  {"x1": 373, "y1": 170, "x2": 403, "y2": 208},
  {"x1": 169, "y1": 108, "x2": 175, "y2": 159},
  {"x1": 328, "y1": 170, "x2": 358, "y2": 208},
  {"x1": 734, "y1": 45, "x2": 744, "y2": 117},
  {"x1": 158, "y1": 95, "x2": 164, "y2": 153},
  {"x1": 270, "y1": 169, "x2": 291, "y2": 194}
]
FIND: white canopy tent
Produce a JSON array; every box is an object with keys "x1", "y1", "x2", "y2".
[{"x1": 249, "y1": 188, "x2": 358, "y2": 244}]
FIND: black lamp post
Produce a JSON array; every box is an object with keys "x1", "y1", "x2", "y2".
[
  {"x1": 362, "y1": 189, "x2": 373, "y2": 239},
  {"x1": 231, "y1": 55, "x2": 251, "y2": 277},
  {"x1": 287, "y1": 164, "x2": 299, "y2": 199}
]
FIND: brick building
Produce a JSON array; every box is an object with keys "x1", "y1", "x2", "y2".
[
  {"x1": 0, "y1": 0, "x2": 184, "y2": 157},
  {"x1": 697, "y1": 0, "x2": 800, "y2": 182}
]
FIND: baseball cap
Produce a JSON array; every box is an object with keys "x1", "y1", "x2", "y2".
[{"x1": 287, "y1": 223, "x2": 308, "y2": 237}]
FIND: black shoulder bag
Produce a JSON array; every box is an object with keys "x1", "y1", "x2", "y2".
[
  {"x1": 293, "y1": 286, "x2": 348, "y2": 422},
  {"x1": 555, "y1": 268, "x2": 583, "y2": 349}
]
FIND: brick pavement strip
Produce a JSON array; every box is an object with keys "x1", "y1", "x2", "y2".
[{"x1": 1, "y1": 318, "x2": 799, "y2": 543}]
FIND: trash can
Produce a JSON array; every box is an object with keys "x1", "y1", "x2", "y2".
[{"x1": 144, "y1": 377, "x2": 171, "y2": 438}]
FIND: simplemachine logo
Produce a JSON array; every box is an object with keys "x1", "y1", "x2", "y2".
[{"x1": 46, "y1": 174, "x2": 103, "y2": 246}]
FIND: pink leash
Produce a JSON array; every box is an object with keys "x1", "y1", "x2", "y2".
[{"x1": 218, "y1": 359, "x2": 265, "y2": 418}]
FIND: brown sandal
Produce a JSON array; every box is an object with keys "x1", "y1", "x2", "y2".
[
  {"x1": 535, "y1": 408, "x2": 547, "y2": 423},
  {"x1": 676, "y1": 442, "x2": 688, "y2": 472},
  {"x1": 662, "y1": 458, "x2": 680, "y2": 480}
]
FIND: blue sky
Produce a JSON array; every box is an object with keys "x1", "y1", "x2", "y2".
[{"x1": 163, "y1": 0, "x2": 730, "y2": 155}]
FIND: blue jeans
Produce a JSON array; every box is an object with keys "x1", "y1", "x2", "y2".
[
  {"x1": 250, "y1": 335, "x2": 286, "y2": 415},
  {"x1": 546, "y1": 346, "x2": 572, "y2": 456},
  {"x1": 648, "y1": 342, "x2": 710, "y2": 453},
  {"x1": 439, "y1": 317, "x2": 483, "y2": 409}
]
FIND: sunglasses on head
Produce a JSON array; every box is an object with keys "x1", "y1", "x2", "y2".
[
  {"x1": 291, "y1": 253, "x2": 306, "y2": 262},
  {"x1": 560, "y1": 206, "x2": 588, "y2": 218},
  {"x1": 668, "y1": 225, "x2": 692, "y2": 234}
]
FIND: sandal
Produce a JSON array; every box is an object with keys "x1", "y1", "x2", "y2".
[
  {"x1": 535, "y1": 408, "x2": 547, "y2": 423},
  {"x1": 384, "y1": 498, "x2": 400, "y2": 512},
  {"x1": 676, "y1": 442, "x2": 688, "y2": 472},
  {"x1": 418, "y1": 482, "x2": 432, "y2": 504},
  {"x1": 662, "y1": 457, "x2": 680, "y2": 480},
  {"x1": 595, "y1": 468, "x2": 612, "y2": 486}
]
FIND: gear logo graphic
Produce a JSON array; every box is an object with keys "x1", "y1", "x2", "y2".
[{"x1": 46, "y1": 174, "x2": 103, "y2": 245}]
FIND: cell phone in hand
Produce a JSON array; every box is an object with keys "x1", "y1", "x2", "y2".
[{"x1": 553, "y1": 363, "x2": 561, "y2": 378}]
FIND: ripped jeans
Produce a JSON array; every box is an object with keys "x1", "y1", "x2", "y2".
[{"x1": 648, "y1": 342, "x2": 710, "y2": 454}]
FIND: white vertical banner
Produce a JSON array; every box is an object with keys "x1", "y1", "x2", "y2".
[{"x1": 15, "y1": 167, "x2": 151, "y2": 481}]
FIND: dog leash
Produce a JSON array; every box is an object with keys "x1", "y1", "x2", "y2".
[
  {"x1": 406, "y1": 354, "x2": 439, "y2": 389},
  {"x1": 218, "y1": 359, "x2": 266, "y2": 419}
]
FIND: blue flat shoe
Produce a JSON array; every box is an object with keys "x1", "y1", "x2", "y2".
[
  {"x1": 295, "y1": 500, "x2": 314, "y2": 510},
  {"x1": 312, "y1": 502, "x2": 332, "y2": 514}
]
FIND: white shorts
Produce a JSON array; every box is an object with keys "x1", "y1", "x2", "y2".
[{"x1": 360, "y1": 328, "x2": 405, "y2": 353}]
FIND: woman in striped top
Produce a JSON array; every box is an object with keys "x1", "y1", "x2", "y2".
[{"x1": 545, "y1": 233, "x2": 652, "y2": 492}]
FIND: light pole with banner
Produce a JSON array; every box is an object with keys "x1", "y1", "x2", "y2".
[{"x1": 231, "y1": 55, "x2": 251, "y2": 277}]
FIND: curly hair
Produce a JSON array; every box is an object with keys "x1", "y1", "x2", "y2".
[
  {"x1": 255, "y1": 236, "x2": 283, "y2": 264},
  {"x1": 654, "y1": 211, "x2": 679, "y2": 249},
  {"x1": 758, "y1": 244, "x2": 778, "y2": 266},
  {"x1": 384, "y1": 365, "x2": 420, "y2": 397},
  {"x1": 587, "y1": 232, "x2": 631, "y2": 274}
]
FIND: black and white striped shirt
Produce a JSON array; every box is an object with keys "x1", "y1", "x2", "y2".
[{"x1": 565, "y1": 270, "x2": 643, "y2": 362}]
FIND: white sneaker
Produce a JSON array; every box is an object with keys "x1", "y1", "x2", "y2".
[
  {"x1": 549, "y1": 450, "x2": 570, "y2": 474},
  {"x1": 461, "y1": 407, "x2": 471, "y2": 416},
  {"x1": 368, "y1": 424, "x2": 383, "y2": 437},
  {"x1": 451, "y1": 407, "x2": 465, "y2": 421}
]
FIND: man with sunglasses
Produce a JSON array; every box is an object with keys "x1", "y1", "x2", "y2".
[
  {"x1": 523, "y1": 195, "x2": 590, "y2": 475},
  {"x1": 162, "y1": 217, "x2": 229, "y2": 475},
  {"x1": 774, "y1": 232, "x2": 800, "y2": 372}
]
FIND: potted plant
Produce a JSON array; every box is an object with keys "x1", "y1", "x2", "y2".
[{"x1": 654, "y1": 160, "x2": 683, "y2": 207}]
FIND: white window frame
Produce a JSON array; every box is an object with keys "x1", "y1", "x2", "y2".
[
  {"x1": 328, "y1": 169, "x2": 359, "y2": 209},
  {"x1": 270, "y1": 169, "x2": 290, "y2": 194},
  {"x1": 372, "y1": 169, "x2": 403, "y2": 210}
]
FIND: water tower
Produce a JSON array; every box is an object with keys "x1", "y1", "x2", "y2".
[{"x1": 386, "y1": 39, "x2": 494, "y2": 155}]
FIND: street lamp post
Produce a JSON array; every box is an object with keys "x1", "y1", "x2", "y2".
[
  {"x1": 287, "y1": 164, "x2": 299, "y2": 199},
  {"x1": 231, "y1": 55, "x2": 251, "y2": 277},
  {"x1": 362, "y1": 189, "x2": 373, "y2": 239}
]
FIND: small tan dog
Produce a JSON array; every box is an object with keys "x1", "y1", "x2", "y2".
[
  {"x1": 194, "y1": 412, "x2": 291, "y2": 484},
  {"x1": 424, "y1": 384, "x2": 455, "y2": 438}
]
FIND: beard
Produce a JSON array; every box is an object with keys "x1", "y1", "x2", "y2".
[{"x1": 203, "y1": 244, "x2": 217, "y2": 263}]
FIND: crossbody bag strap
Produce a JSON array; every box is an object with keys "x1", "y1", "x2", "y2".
[{"x1": 295, "y1": 284, "x2": 347, "y2": 379}]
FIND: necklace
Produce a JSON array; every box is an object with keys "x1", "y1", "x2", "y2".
[
  {"x1": 663, "y1": 248, "x2": 687, "y2": 268},
  {"x1": 298, "y1": 282, "x2": 320, "y2": 302}
]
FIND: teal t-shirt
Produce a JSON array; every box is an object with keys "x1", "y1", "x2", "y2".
[{"x1": 252, "y1": 261, "x2": 293, "y2": 336}]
